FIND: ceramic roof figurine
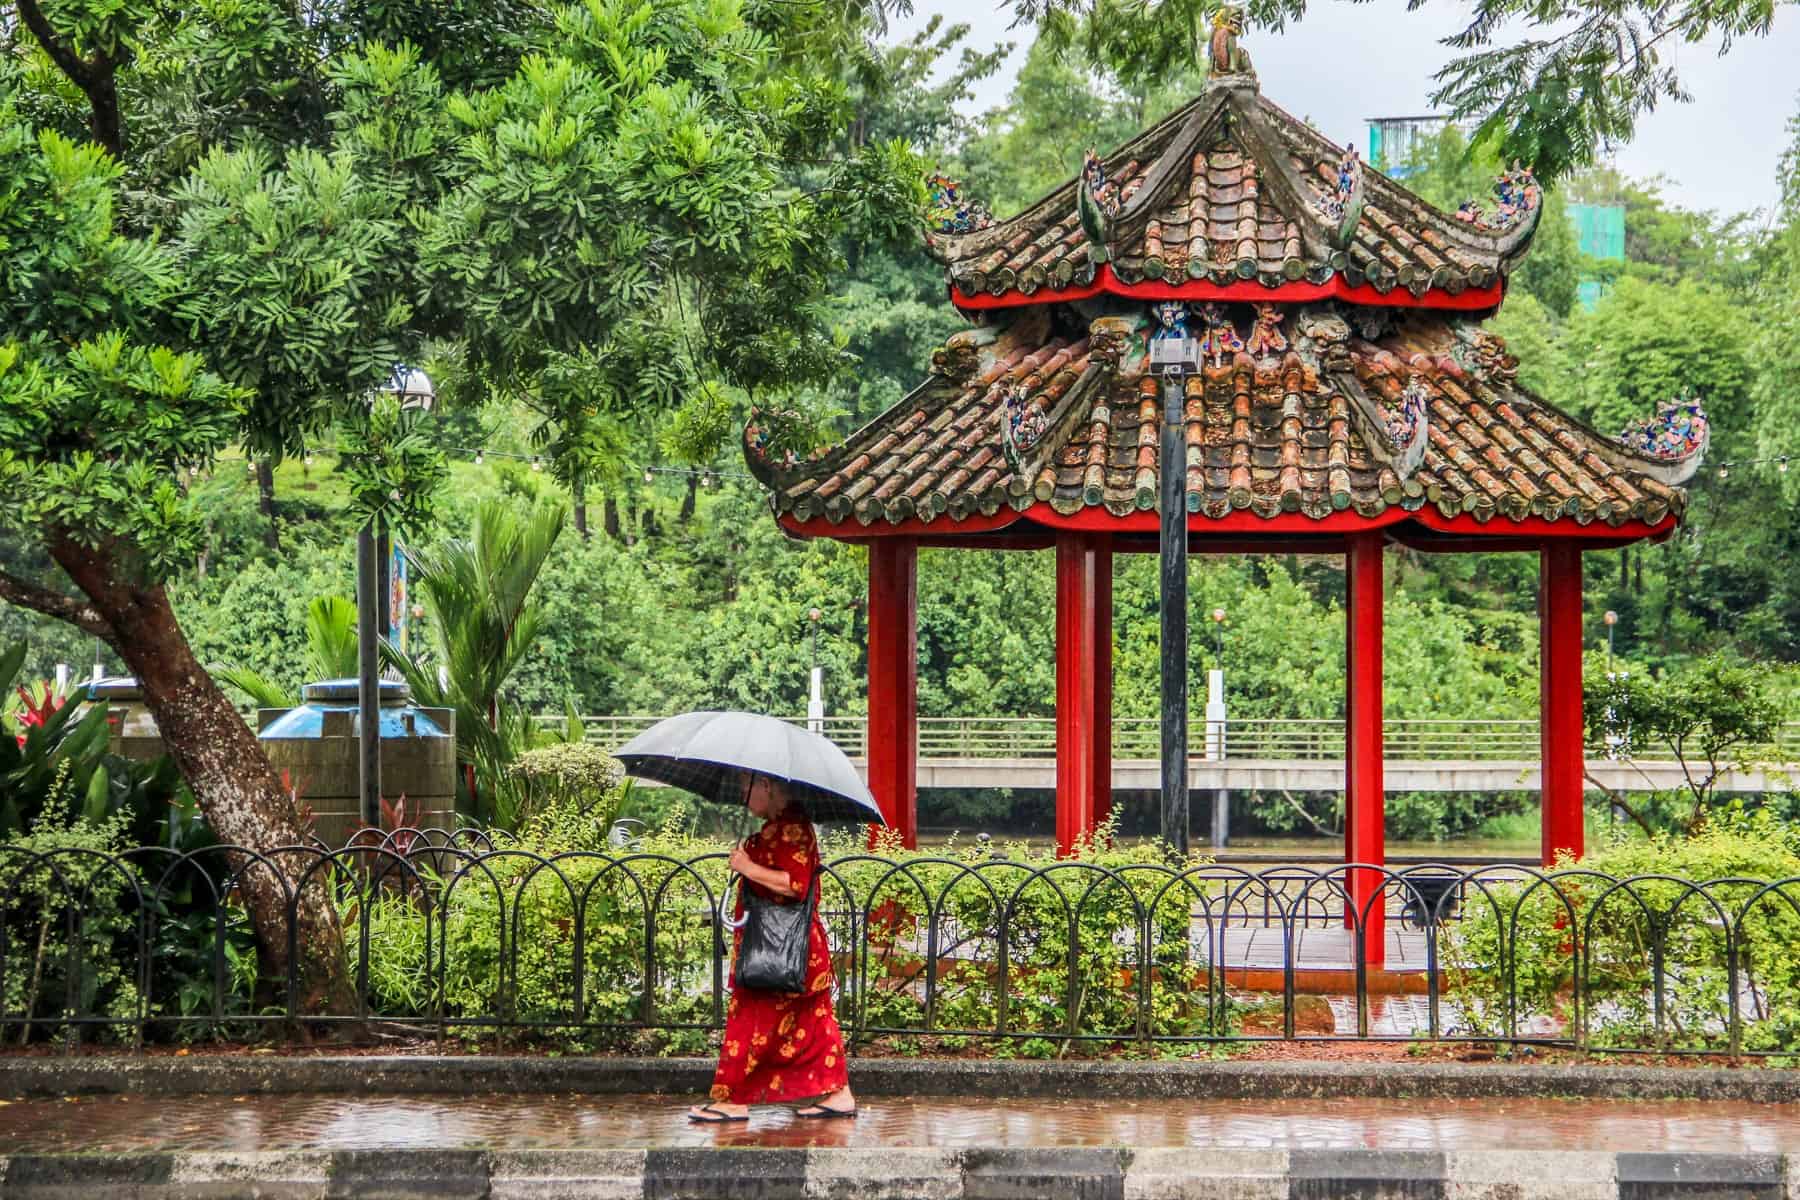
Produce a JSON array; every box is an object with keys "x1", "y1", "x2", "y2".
[{"x1": 747, "y1": 31, "x2": 1702, "y2": 541}]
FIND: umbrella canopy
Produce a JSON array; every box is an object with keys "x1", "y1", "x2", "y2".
[{"x1": 614, "y1": 710, "x2": 885, "y2": 825}]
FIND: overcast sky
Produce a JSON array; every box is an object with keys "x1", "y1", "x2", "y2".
[{"x1": 892, "y1": 0, "x2": 1800, "y2": 219}]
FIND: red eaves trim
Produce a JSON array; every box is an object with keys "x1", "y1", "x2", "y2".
[
  {"x1": 778, "y1": 505, "x2": 1677, "y2": 544},
  {"x1": 949, "y1": 264, "x2": 1505, "y2": 312},
  {"x1": 779, "y1": 508, "x2": 1026, "y2": 539}
]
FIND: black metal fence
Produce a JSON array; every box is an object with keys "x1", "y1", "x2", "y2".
[{"x1": 4, "y1": 834, "x2": 1799, "y2": 1056}]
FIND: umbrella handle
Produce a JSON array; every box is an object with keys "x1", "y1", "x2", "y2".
[{"x1": 720, "y1": 876, "x2": 750, "y2": 930}]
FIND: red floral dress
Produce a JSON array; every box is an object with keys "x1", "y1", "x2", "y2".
[{"x1": 709, "y1": 810, "x2": 847, "y2": 1105}]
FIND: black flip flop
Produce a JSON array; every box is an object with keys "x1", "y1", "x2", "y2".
[
  {"x1": 794, "y1": 1104, "x2": 857, "y2": 1120},
  {"x1": 688, "y1": 1104, "x2": 749, "y2": 1124}
]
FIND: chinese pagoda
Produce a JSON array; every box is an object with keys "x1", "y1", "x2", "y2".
[{"x1": 743, "y1": 19, "x2": 1704, "y2": 951}]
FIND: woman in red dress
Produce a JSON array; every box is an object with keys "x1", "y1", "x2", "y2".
[{"x1": 687, "y1": 772, "x2": 856, "y2": 1123}]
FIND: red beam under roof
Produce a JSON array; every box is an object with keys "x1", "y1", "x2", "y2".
[
  {"x1": 949, "y1": 264, "x2": 1506, "y2": 313},
  {"x1": 779, "y1": 505, "x2": 1677, "y2": 546}
]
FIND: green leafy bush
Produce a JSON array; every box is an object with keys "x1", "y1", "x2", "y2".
[
  {"x1": 0, "y1": 786, "x2": 142, "y2": 1045},
  {"x1": 1444, "y1": 811, "x2": 1800, "y2": 1052}
]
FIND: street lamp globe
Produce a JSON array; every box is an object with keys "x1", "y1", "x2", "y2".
[
  {"x1": 384, "y1": 365, "x2": 435, "y2": 411},
  {"x1": 1603, "y1": 610, "x2": 1618, "y2": 626}
]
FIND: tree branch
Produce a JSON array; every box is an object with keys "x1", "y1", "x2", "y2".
[
  {"x1": 1583, "y1": 769, "x2": 1657, "y2": 838},
  {"x1": 14, "y1": 0, "x2": 122, "y2": 157},
  {"x1": 1276, "y1": 788, "x2": 1341, "y2": 838},
  {"x1": 0, "y1": 569, "x2": 119, "y2": 646}
]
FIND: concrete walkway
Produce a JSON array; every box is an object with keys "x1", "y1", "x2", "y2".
[
  {"x1": 8, "y1": 1059, "x2": 1800, "y2": 1198},
  {"x1": 4, "y1": 1092, "x2": 1799, "y2": 1154},
  {"x1": 3, "y1": 1093, "x2": 1799, "y2": 1198}
]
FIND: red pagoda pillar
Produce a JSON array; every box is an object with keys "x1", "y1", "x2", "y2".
[
  {"x1": 1055, "y1": 532, "x2": 1113, "y2": 855},
  {"x1": 1540, "y1": 543, "x2": 1585, "y2": 866},
  {"x1": 867, "y1": 539, "x2": 918, "y2": 848},
  {"x1": 1345, "y1": 532, "x2": 1386, "y2": 968}
]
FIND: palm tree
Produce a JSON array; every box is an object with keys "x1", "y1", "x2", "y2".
[
  {"x1": 214, "y1": 595, "x2": 359, "y2": 708},
  {"x1": 384, "y1": 498, "x2": 567, "y2": 826}
]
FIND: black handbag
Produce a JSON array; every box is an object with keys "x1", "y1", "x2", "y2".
[{"x1": 729, "y1": 863, "x2": 818, "y2": 995}]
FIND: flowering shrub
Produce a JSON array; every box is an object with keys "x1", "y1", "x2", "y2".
[{"x1": 1443, "y1": 812, "x2": 1800, "y2": 1052}]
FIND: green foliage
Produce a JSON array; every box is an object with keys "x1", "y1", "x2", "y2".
[
  {"x1": 1558, "y1": 276, "x2": 1752, "y2": 436},
  {"x1": 172, "y1": 555, "x2": 355, "y2": 703},
  {"x1": 0, "y1": 792, "x2": 143, "y2": 1045},
  {"x1": 0, "y1": 331, "x2": 247, "y2": 577},
  {"x1": 1011, "y1": 0, "x2": 1786, "y2": 184},
  {"x1": 335, "y1": 398, "x2": 451, "y2": 532},
  {"x1": 509, "y1": 742, "x2": 628, "y2": 832},
  {"x1": 0, "y1": 643, "x2": 187, "y2": 840},
  {"x1": 213, "y1": 593, "x2": 358, "y2": 709},
  {"x1": 386, "y1": 497, "x2": 568, "y2": 826},
  {"x1": 1398, "y1": 125, "x2": 1580, "y2": 317},
  {"x1": 348, "y1": 819, "x2": 1234, "y2": 1055},
  {"x1": 1446, "y1": 813, "x2": 1800, "y2": 1052},
  {"x1": 169, "y1": 140, "x2": 425, "y2": 478},
  {"x1": 1586, "y1": 654, "x2": 1792, "y2": 835}
]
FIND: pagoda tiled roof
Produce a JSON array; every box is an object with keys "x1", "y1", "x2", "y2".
[
  {"x1": 746, "y1": 306, "x2": 1692, "y2": 533},
  {"x1": 925, "y1": 77, "x2": 1540, "y2": 307}
]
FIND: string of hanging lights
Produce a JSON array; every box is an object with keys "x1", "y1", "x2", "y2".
[
  {"x1": 1714, "y1": 456, "x2": 1792, "y2": 480},
  {"x1": 201, "y1": 448, "x2": 748, "y2": 487},
  {"x1": 443, "y1": 446, "x2": 749, "y2": 487}
]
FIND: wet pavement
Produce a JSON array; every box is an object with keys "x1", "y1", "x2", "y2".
[{"x1": 3, "y1": 1092, "x2": 1798, "y2": 1154}]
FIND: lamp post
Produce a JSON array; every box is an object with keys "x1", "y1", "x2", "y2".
[
  {"x1": 1207, "y1": 607, "x2": 1229, "y2": 849},
  {"x1": 807, "y1": 607, "x2": 825, "y2": 734},
  {"x1": 1602, "y1": 609, "x2": 1618, "y2": 676},
  {"x1": 357, "y1": 366, "x2": 434, "y2": 827},
  {"x1": 1150, "y1": 311, "x2": 1202, "y2": 856}
]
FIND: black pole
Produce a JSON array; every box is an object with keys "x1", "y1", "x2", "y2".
[
  {"x1": 375, "y1": 520, "x2": 392, "y2": 641},
  {"x1": 356, "y1": 522, "x2": 382, "y2": 826},
  {"x1": 1159, "y1": 372, "x2": 1189, "y2": 855}
]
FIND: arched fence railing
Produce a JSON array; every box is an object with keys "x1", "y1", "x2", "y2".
[{"x1": 4, "y1": 837, "x2": 1799, "y2": 1056}]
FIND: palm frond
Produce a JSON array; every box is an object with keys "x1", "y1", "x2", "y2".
[
  {"x1": 304, "y1": 594, "x2": 360, "y2": 682},
  {"x1": 213, "y1": 665, "x2": 297, "y2": 710}
]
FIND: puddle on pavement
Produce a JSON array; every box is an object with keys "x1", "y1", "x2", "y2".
[{"x1": 3, "y1": 1092, "x2": 1798, "y2": 1154}]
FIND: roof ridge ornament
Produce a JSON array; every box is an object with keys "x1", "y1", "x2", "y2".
[
  {"x1": 1245, "y1": 304, "x2": 1288, "y2": 359},
  {"x1": 1314, "y1": 143, "x2": 1365, "y2": 248},
  {"x1": 1384, "y1": 377, "x2": 1431, "y2": 480},
  {"x1": 1001, "y1": 381, "x2": 1051, "y2": 472},
  {"x1": 1454, "y1": 161, "x2": 1541, "y2": 232},
  {"x1": 1206, "y1": 6, "x2": 1256, "y2": 84},
  {"x1": 925, "y1": 172, "x2": 994, "y2": 236},
  {"x1": 1450, "y1": 321, "x2": 1518, "y2": 383},
  {"x1": 1615, "y1": 396, "x2": 1710, "y2": 485},
  {"x1": 1078, "y1": 150, "x2": 1121, "y2": 263}
]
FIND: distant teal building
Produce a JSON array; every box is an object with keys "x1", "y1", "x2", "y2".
[
  {"x1": 1365, "y1": 116, "x2": 1451, "y2": 178},
  {"x1": 1567, "y1": 203, "x2": 1625, "y2": 310}
]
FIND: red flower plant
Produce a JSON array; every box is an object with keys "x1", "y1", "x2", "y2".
[{"x1": 13, "y1": 684, "x2": 66, "y2": 748}]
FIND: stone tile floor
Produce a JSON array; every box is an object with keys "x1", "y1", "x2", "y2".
[{"x1": 3, "y1": 1093, "x2": 1798, "y2": 1154}]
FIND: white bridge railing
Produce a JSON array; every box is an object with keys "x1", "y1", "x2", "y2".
[{"x1": 543, "y1": 715, "x2": 1800, "y2": 765}]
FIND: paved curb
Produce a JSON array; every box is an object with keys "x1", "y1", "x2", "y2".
[
  {"x1": 5, "y1": 1056, "x2": 1800, "y2": 1103},
  {"x1": 0, "y1": 1148, "x2": 1793, "y2": 1199}
]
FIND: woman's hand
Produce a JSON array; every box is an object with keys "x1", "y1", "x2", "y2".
[{"x1": 727, "y1": 844, "x2": 754, "y2": 877}]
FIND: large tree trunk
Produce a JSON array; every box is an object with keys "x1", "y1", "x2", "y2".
[
  {"x1": 679, "y1": 475, "x2": 698, "y2": 524},
  {"x1": 48, "y1": 537, "x2": 352, "y2": 1013},
  {"x1": 256, "y1": 460, "x2": 281, "y2": 552},
  {"x1": 603, "y1": 496, "x2": 621, "y2": 542}
]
